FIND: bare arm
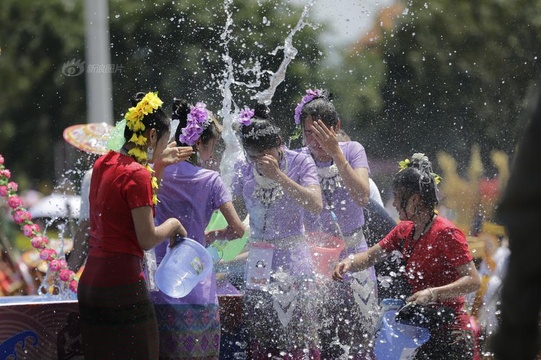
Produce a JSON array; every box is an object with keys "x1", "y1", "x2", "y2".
[
  {"x1": 333, "y1": 244, "x2": 388, "y2": 280},
  {"x1": 205, "y1": 202, "x2": 246, "y2": 244},
  {"x1": 335, "y1": 164, "x2": 370, "y2": 208},
  {"x1": 407, "y1": 261, "x2": 481, "y2": 304},
  {"x1": 277, "y1": 179, "x2": 322, "y2": 214},
  {"x1": 311, "y1": 120, "x2": 370, "y2": 207},
  {"x1": 132, "y1": 206, "x2": 187, "y2": 250},
  {"x1": 152, "y1": 142, "x2": 193, "y2": 182}
]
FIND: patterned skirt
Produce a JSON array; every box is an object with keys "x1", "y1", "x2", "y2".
[
  {"x1": 153, "y1": 303, "x2": 221, "y2": 360},
  {"x1": 317, "y1": 234, "x2": 379, "y2": 360},
  {"x1": 243, "y1": 245, "x2": 320, "y2": 359},
  {"x1": 78, "y1": 253, "x2": 159, "y2": 360}
]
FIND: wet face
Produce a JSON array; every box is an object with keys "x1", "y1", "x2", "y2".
[
  {"x1": 302, "y1": 115, "x2": 328, "y2": 161},
  {"x1": 245, "y1": 146, "x2": 280, "y2": 164},
  {"x1": 392, "y1": 188, "x2": 415, "y2": 221}
]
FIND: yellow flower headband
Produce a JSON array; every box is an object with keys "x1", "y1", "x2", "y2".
[
  {"x1": 124, "y1": 92, "x2": 163, "y2": 163},
  {"x1": 124, "y1": 91, "x2": 163, "y2": 204},
  {"x1": 398, "y1": 154, "x2": 442, "y2": 185}
]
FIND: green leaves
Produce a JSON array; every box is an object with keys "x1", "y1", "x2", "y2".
[{"x1": 330, "y1": 0, "x2": 540, "y2": 166}]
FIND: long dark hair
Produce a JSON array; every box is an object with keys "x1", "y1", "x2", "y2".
[{"x1": 299, "y1": 89, "x2": 339, "y2": 128}]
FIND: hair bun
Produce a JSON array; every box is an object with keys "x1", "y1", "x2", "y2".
[
  {"x1": 408, "y1": 153, "x2": 435, "y2": 184},
  {"x1": 253, "y1": 103, "x2": 270, "y2": 120},
  {"x1": 409, "y1": 153, "x2": 431, "y2": 167},
  {"x1": 322, "y1": 89, "x2": 334, "y2": 101},
  {"x1": 172, "y1": 98, "x2": 190, "y2": 120},
  {"x1": 130, "y1": 92, "x2": 146, "y2": 107}
]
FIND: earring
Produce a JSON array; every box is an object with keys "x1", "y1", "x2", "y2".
[{"x1": 146, "y1": 146, "x2": 154, "y2": 160}]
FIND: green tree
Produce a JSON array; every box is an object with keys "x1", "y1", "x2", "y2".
[
  {"x1": 0, "y1": 0, "x2": 86, "y2": 190},
  {"x1": 108, "y1": 0, "x2": 324, "y2": 137},
  {"x1": 331, "y1": 0, "x2": 541, "y2": 173},
  {"x1": 0, "y1": 0, "x2": 325, "y2": 190}
]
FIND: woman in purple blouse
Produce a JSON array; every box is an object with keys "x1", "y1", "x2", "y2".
[
  {"x1": 152, "y1": 99, "x2": 245, "y2": 360},
  {"x1": 231, "y1": 103, "x2": 323, "y2": 359},
  {"x1": 296, "y1": 89, "x2": 379, "y2": 359}
]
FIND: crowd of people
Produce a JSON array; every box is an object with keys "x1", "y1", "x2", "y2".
[{"x1": 65, "y1": 88, "x2": 502, "y2": 360}]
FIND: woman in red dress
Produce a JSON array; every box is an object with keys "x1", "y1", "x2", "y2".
[{"x1": 77, "y1": 92, "x2": 191, "y2": 359}]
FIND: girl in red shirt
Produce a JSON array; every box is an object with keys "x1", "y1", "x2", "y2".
[
  {"x1": 334, "y1": 153, "x2": 481, "y2": 359},
  {"x1": 78, "y1": 92, "x2": 191, "y2": 360}
]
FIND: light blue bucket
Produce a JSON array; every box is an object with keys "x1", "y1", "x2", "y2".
[
  {"x1": 374, "y1": 310, "x2": 430, "y2": 359},
  {"x1": 155, "y1": 237, "x2": 213, "y2": 298}
]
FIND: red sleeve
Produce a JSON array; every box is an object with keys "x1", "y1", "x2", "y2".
[
  {"x1": 378, "y1": 221, "x2": 412, "y2": 253},
  {"x1": 124, "y1": 167, "x2": 153, "y2": 209}
]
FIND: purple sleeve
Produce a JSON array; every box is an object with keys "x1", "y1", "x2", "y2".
[
  {"x1": 297, "y1": 153, "x2": 320, "y2": 187},
  {"x1": 211, "y1": 174, "x2": 233, "y2": 210},
  {"x1": 230, "y1": 161, "x2": 245, "y2": 197},
  {"x1": 343, "y1": 141, "x2": 370, "y2": 173}
]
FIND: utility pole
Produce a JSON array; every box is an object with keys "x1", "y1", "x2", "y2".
[{"x1": 84, "y1": 0, "x2": 113, "y2": 125}]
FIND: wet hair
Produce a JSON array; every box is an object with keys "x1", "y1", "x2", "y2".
[
  {"x1": 172, "y1": 98, "x2": 221, "y2": 147},
  {"x1": 299, "y1": 90, "x2": 339, "y2": 128},
  {"x1": 238, "y1": 103, "x2": 281, "y2": 152},
  {"x1": 393, "y1": 154, "x2": 439, "y2": 213},
  {"x1": 124, "y1": 91, "x2": 170, "y2": 142}
]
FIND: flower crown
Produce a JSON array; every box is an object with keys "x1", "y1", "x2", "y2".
[
  {"x1": 125, "y1": 92, "x2": 163, "y2": 161},
  {"x1": 0, "y1": 154, "x2": 78, "y2": 294},
  {"x1": 238, "y1": 106, "x2": 255, "y2": 127},
  {"x1": 124, "y1": 91, "x2": 163, "y2": 205},
  {"x1": 398, "y1": 153, "x2": 442, "y2": 184},
  {"x1": 179, "y1": 102, "x2": 210, "y2": 146},
  {"x1": 294, "y1": 88, "x2": 323, "y2": 125}
]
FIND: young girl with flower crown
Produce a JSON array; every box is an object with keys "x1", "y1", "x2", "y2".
[
  {"x1": 77, "y1": 92, "x2": 190, "y2": 360},
  {"x1": 232, "y1": 103, "x2": 323, "y2": 359},
  {"x1": 334, "y1": 153, "x2": 481, "y2": 360},
  {"x1": 151, "y1": 98, "x2": 245, "y2": 359},
  {"x1": 295, "y1": 88, "x2": 380, "y2": 359}
]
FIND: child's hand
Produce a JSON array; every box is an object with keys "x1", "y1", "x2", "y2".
[{"x1": 332, "y1": 256, "x2": 353, "y2": 281}]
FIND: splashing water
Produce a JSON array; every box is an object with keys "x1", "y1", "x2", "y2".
[
  {"x1": 253, "y1": 0, "x2": 315, "y2": 106},
  {"x1": 214, "y1": 2, "x2": 318, "y2": 356},
  {"x1": 218, "y1": 0, "x2": 316, "y2": 187},
  {"x1": 217, "y1": 0, "x2": 242, "y2": 188}
]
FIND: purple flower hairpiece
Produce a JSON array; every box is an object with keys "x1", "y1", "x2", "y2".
[
  {"x1": 294, "y1": 89, "x2": 323, "y2": 125},
  {"x1": 238, "y1": 106, "x2": 255, "y2": 126},
  {"x1": 179, "y1": 102, "x2": 209, "y2": 146}
]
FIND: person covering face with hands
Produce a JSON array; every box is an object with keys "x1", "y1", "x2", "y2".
[
  {"x1": 232, "y1": 103, "x2": 323, "y2": 359},
  {"x1": 297, "y1": 89, "x2": 377, "y2": 358}
]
